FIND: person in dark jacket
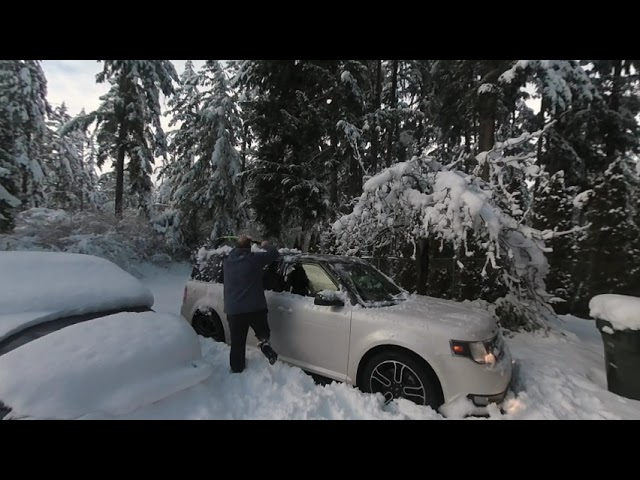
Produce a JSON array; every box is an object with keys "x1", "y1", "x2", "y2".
[{"x1": 223, "y1": 234, "x2": 279, "y2": 373}]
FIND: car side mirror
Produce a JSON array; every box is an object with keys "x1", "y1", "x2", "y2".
[{"x1": 314, "y1": 291, "x2": 345, "y2": 307}]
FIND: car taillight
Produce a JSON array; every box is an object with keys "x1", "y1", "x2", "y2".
[{"x1": 182, "y1": 286, "x2": 188, "y2": 304}]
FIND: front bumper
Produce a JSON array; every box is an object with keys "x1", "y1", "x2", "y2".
[
  {"x1": 467, "y1": 387, "x2": 510, "y2": 407},
  {"x1": 436, "y1": 342, "x2": 514, "y2": 417}
]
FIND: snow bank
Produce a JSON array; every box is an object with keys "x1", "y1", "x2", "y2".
[
  {"x1": 589, "y1": 294, "x2": 640, "y2": 331},
  {"x1": 0, "y1": 251, "x2": 153, "y2": 341},
  {"x1": 0, "y1": 311, "x2": 212, "y2": 419},
  {"x1": 111, "y1": 337, "x2": 442, "y2": 420}
]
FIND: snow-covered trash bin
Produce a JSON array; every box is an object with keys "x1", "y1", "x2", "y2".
[{"x1": 589, "y1": 294, "x2": 640, "y2": 401}]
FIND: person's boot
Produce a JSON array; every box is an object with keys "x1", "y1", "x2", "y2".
[{"x1": 259, "y1": 340, "x2": 278, "y2": 365}]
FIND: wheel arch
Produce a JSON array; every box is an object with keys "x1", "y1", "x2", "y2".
[
  {"x1": 192, "y1": 305, "x2": 229, "y2": 343},
  {"x1": 356, "y1": 344, "x2": 445, "y2": 406}
]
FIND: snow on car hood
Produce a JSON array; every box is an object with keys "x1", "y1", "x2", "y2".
[
  {"x1": 360, "y1": 294, "x2": 498, "y2": 341},
  {"x1": 0, "y1": 251, "x2": 154, "y2": 341},
  {"x1": 0, "y1": 311, "x2": 212, "y2": 420}
]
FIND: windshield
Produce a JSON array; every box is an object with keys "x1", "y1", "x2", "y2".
[{"x1": 331, "y1": 261, "x2": 405, "y2": 305}]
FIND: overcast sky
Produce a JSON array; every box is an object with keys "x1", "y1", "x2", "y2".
[
  {"x1": 40, "y1": 61, "x2": 207, "y2": 179},
  {"x1": 41, "y1": 60, "x2": 206, "y2": 115}
]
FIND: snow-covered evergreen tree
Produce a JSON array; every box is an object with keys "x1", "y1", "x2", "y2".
[
  {"x1": 235, "y1": 60, "x2": 337, "y2": 241},
  {"x1": 43, "y1": 103, "x2": 99, "y2": 210},
  {"x1": 531, "y1": 171, "x2": 580, "y2": 313},
  {"x1": 499, "y1": 60, "x2": 594, "y2": 117},
  {"x1": 161, "y1": 60, "x2": 245, "y2": 250},
  {"x1": 576, "y1": 157, "x2": 639, "y2": 313},
  {"x1": 0, "y1": 60, "x2": 50, "y2": 231},
  {"x1": 530, "y1": 60, "x2": 640, "y2": 315},
  {"x1": 196, "y1": 60, "x2": 244, "y2": 239},
  {"x1": 62, "y1": 60, "x2": 178, "y2": 217}
]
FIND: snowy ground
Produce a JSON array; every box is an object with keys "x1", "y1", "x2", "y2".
[{"x1": 126, "y1": 262, "x2": 640, "y2": 420}]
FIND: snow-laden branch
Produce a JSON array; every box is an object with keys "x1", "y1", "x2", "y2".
[{"x1": 333, "y1": 129, "x2": 554, "y2": 329}]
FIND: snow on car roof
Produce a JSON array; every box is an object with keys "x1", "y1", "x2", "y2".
[
  {"x1": 0, "y1": 251, "x2": 154, "y2": 342},
  {"x1": 0, "y1": 311, "x2": 212, "y2": 419},
  {"x1": 195, "y1": 246, "x2": 368, "y2": 265}
]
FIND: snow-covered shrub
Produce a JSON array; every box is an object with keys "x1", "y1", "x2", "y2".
[
  {"x1": 151, "y1": 207, "x2": 189, "y2": 257},
  {"x1": 0, "y1": 208, "x2": 175, "y2": 275}
]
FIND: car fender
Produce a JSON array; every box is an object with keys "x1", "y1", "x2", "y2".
[{"x1": 349, "y1": 329, "x2": 450, "y2": 398}]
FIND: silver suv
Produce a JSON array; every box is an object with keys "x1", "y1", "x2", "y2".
[{"x1": 180, "y1": 248, "x2": 512, "y2": 414}]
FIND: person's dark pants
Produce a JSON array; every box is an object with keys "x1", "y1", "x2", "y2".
[{"x1": 228, "y1": 310, "x2": 271, "y2": 373}]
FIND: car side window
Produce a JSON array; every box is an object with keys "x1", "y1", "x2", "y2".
[
  {"x1": 281, "y1": 262, "x2": 310, "y2": 296},
  {"x1": 263, "y1": 261, "x2": 284, "y2": 292},
  {"x1": 301, "y1": 264, "x2": 338, "y2": 297},
  {"x1": 282, "y1": 262, "x2": 338, "y2": 298}
]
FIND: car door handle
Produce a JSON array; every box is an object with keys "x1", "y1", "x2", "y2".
[{"x1": 278, "y1": 306, "x2": 293, "y2": 314}]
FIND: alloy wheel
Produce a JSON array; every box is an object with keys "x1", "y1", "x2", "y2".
[{"x1": 369, "y1": 360, "x2": 427, "y2": 405}]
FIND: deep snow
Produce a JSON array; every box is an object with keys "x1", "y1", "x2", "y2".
[{"x1": 129, "y1": 262, "x2": 640, "y2": 420}]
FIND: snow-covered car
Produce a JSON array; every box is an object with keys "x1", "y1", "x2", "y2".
[
  {"x1": 181, "y1": 248, "x2": 512, "y2": 414},
  {"x1": 0, "y1": 251, "x2": 212, "y2": 420}
]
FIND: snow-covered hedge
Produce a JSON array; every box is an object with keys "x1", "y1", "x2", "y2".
[{"x1": 0, "y1": 208, "x2": 174, "y2": 275}]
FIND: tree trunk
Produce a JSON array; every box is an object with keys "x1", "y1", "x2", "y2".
[
  {"x1": 115, "y1": 141, "x2": 125, "y2": 219},
  {"x1": 477, "y1": 60, "x2": 500, "y2": 181},
  {"x1": 386, "y1": 60, "x2": 398, "y2": 168},
  {"x1": 605, "y1": 60, "x2": 623, "y2": 161},
  {"x1": 536, "y1": 97, "x2": 547, "y2": 165},
  {"x1": 478, "y1": 97, "x2": 497, "y2": 153},
  {"x1": 241, "y1": 122, "x2": 249, "y2": 195},
  {"x1": 416, "y1": 117, "x2": 424, "y2": 150},
  {"x1": 329, "y1": 133, "x2": 339, "y2": 208},
  {"x1": 464, "y1": 130, "x2": 471, "y2": 154},
  {"x1": 415, "y1": 237, "x2": 430, "y2": 295},
  {"x1": 348, "y1": 146, "x2": 361, "y2": 199},
  {"x1": 370, "y1": 60, "x2": 382, "y2": 173}
]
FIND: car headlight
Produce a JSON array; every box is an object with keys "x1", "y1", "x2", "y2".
[{"x1": 450, "y1": 333, "x2": 503, "y2": 365}]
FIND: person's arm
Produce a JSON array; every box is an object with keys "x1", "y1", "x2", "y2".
[{"x1": 251, "y1": 242, "x2": 279, "y2": 267}]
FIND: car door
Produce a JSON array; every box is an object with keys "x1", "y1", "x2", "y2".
[
  {"x1": 265, "y1": 260, "x2": 352, "y2": 380},
  {"x1": 245, "y1": 260, "x2": 281, "y2": 348}
]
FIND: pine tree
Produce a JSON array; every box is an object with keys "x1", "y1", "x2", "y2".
[
  {"x1": 577, "y1": 157, "x2": 639, "y2": 314},
  {"x1": 0, "y1": 60, "x2": 50, "y2": 230},
  {"x1": 62, "y1": 60, "x2": 178, "y2": 218},
  {"x1": 161, "y1": 60, "x2": 245, "y2": 249},
  {"x1": 159, "y1": 60, "x2": 201, "y2": 249},
  {"x1": 531, "y1": 171, "x2": 579, "y2": 313},
  {"x1": 197, "y1": 60, "x2": 244, "y2": 239},
  {"x1": 235, "y1": 60, "x2": 338, "y2": 241},
  {"x1": 43, "y1": 103, "x2": 99, "y2": 210},
  {"x1": 631, "y1": 162, "x2": 640, "y2": 287},
  {"x1": 536, "y1": 60, "x2": 640, "y2": 314}
]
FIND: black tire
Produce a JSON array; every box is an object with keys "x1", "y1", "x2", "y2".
[
  {"x1": 192, "y1": 310, "x2": 225, "y2": 342},
  {"x1": 360, "y1": 350, "x2": 443, "y2": 410}
]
